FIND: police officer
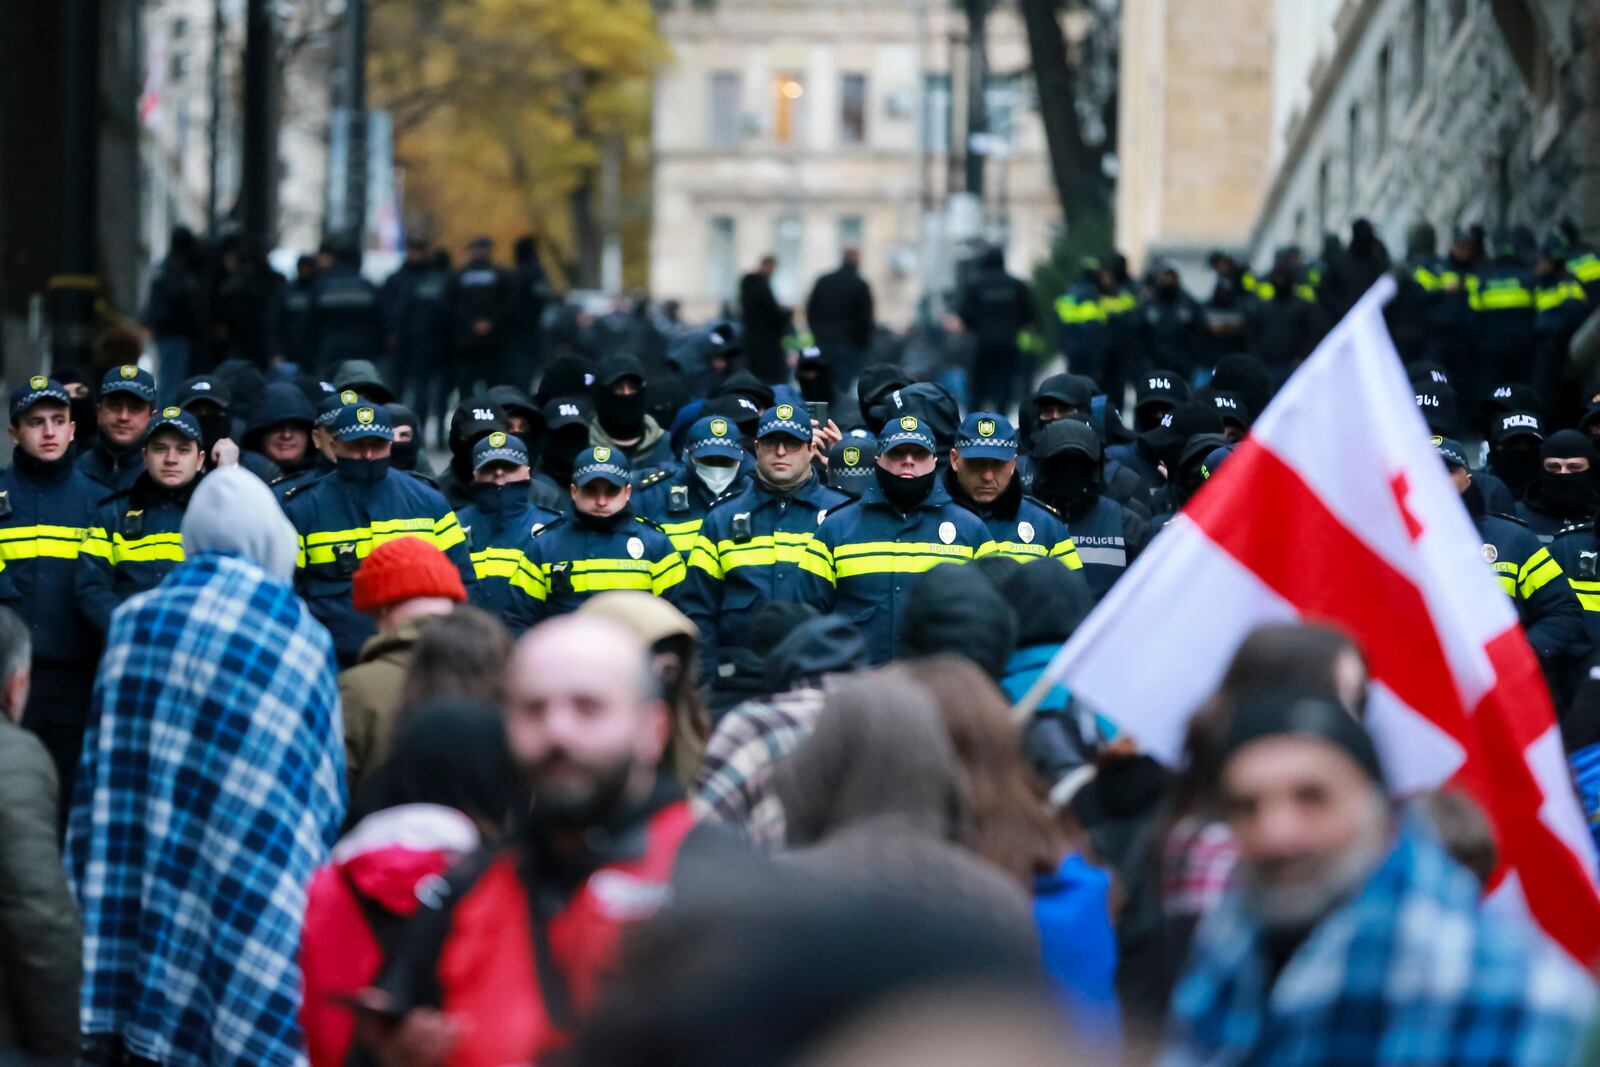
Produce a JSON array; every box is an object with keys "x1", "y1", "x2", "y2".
[
  {"x1": 437, "y1": 398, "x2": 510, "y2": 509},
  {"x1": 76, "y1": 407, "x2": 206, "y2": 631},
  {"x1": 1032, "y1": 418, "x2": 1149, "y2": 601},
  {"x1": 679, "y1": 403, "x2": 847, "y2": 693},
  {"x1": 1533, "y1": 236, "x2": 1589, "y2": 405},
  {"x1": 456, "y1": 432, "x2": 560, "y2": 635},
  {"x1": 532, "y1": 397, "x2": 593, "y2": 514},
  {"x1": 826, "y1": 435, "x2": 876, "y2": 495},
  {"x1": 283, "y1": 402, "x2": 473, "y2": 666},
  {"x1": 945, "y1": 412, "x2": 1082, "y2": 570},
  {"x1": 242, "y1": 382, "x2": 322, "y2": 499},
  {"x1": 1056, "y1": 258, "x2": 1111, "y2": 384},
  {"x1": 524, "y1": 446, "x2": 685, "y2": 618},
  {"x1": 77, "y1": 364, "x2": 157, "y2": 496},
  {"x1": 1135, "y1": 260, "x2": 1208, "y2": 384},
  {"x1": 957, "y1": 247, "x2": 1036, "y2": 413},
  {"x1": 311, "y1": 241, "x2": 383, "y2": 376},
  {"x1": 1439, "y1": 436, "x2": 1584, "y2": 666},
  {"x1": 590, "y1": 354, "x2": 677, "y2": 478},
  {"x1": 0, "y1": 376, "x2": 101, "y2": 794},
  {"x1": 635, "y1": 415, "x2": 752, "y2": 556},
  {"x1": 1516, "y1": 430, "x2": 1599, "y2": 542},
  {"x1": 449, "y1": 237, "x2": 516, "y2": 394},
  {"x1": 797, "y1": 415, "x2": 996, "y2": 665},
  {"x1": 1467, "y1": 231, "x2": 1537, "y2": 392}
]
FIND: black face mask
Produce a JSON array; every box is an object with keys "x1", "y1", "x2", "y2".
[
  {"x1": 1035, "y1": 457, "x2": 1100, "y2": 516},
  {"x1": 1537, "y1": 469, "x2": 1595, "y2": 517},
  {"x1": 336, "y1": 456, "x2": 390, "y2": 485},
  {"x1": 542, "y1": 432, "x2": 589, "y2": 483},
  {"x1": 797, "y1": 367, "x2": 834, "y2": 403},
  {"x1": 1134, "y1": 406, "x2": 1170, "y2": 434},
  {"x1": 469, "y1": 479, "x2": 528, "y2": 521},
  {"x1": 196, "y1": 413, "x2": 233, "y2": 455},
  {"x1": 874, "y1": 464, "x2": 935, "y2": 512},
  {"x1": 1489, "y1": 444, "x2": 1542, "y2": 498},
  {"x1": 70, "y1": 394, "x2": 98, "y2": 443},
  {"x1": 390, "y1": 435, "x2": 420, "y2": 471},
  {"x1": 595, "y1": 389, "x2": 647, "y2": 440}
]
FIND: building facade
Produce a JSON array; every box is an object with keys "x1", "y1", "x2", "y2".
[
  {"x1": 649, "y1": 0, "x2": 1062, "y2": 329},
  {"x1": 1114, "y1": 0, "x2": 1278, "y2": 281},
  {"x1": 1248, "y1": 0, "x2": 1600, "y2": 266}
]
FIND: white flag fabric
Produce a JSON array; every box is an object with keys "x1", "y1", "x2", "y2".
[{"x1": 1041, "y1": 276, "x2": 1600, "y2": 964}]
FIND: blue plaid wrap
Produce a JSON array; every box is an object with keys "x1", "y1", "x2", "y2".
[
  {"x1": 66, "y1": 551, "x2": 346, "y2": 1067},
  {"x1": 1161, "y1": 820, "x2": 1596, "y2": 1067}
]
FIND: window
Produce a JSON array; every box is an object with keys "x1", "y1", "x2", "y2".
[
  {"x1": 922, "y1": 74, "x2": 952, "y2": 153},
  {"x1": 838, "y1": 215, "x2": 864, "y2": 258},
  {"x1": 840, "y1": 73, "x2": 868, "y2": 145},
  {"x1": 773, "y1": 71, "x2": 806, "y2": 146},
  {"x1": 772, "y1": 213, "x2": 803, "y2": 304},
  {"x1": 1410, "y1": 0, "x2": 1428, "y2": 100},
  {"x1": 984, "y1": 73, "x2": 1021, "y2": 148},
  {"x1": 1491, "y1": 0, "x2": 1555, "y2": 105},
  {"x1": 708, "y1": 217, "x2": 738, "y2": 303},
  {"x1": 1376, "y1": 45, "x2": 1390, "y2": 152},
  {"x1": 708, "y1": 71, "x2": 742, "y2": 149}
]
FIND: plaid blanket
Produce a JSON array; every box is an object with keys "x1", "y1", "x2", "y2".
[
  {"x1": 1161, "y1": 820, "x2": 1596, "y2": 1067},
  {"x1": 66, "y1": 552, "x2": 346, "y2": 1067}
]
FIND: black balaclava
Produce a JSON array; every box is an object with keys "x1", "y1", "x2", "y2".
[
  {"x1": 1489, "y1": 432, "x2": 1543, "y2": 500},
  {"x1": 1535, "y1": 430, "x2": 1599, "y2": 518},
  {"x1": 336, "y1": 452, "x2": 390, "y2": 486},
  {"x1": 386, "y1": 403, "x2": 422, "y2": 471},
  {"x1": 1033, "y1": 419, "x2": 1103, "y2": 519},
  {"x1": 541, "y1": 424, "x2": 591, "y2": 485},
  {"x1": 874, "y1": 464, "x2": 935, "y2": 512},
  {"x1": 56, "y1": 367, "x2": 98, "y2": 449},
  {"x1": 449, "y1": 400, "x2": 508, "y2": 483},
  {"x1": 594, "y1": 378, "x2": 648, "y2": 441},
  {"x1": 191, "y1": 406, "x2": 232, "y2": 457},
  {"x1": 796, "y1": 356, "x2": 835, "y2": 403}
]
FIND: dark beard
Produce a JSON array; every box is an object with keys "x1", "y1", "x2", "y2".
[{"x1": 527, "y1": 751, "x2": 634, "y2": 831}]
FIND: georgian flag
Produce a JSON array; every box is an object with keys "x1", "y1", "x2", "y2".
[{"x1": 1041, "y1": 276, "x2": 1600, "y2": 964}]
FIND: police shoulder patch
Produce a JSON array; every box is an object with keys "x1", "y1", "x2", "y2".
[
  {"x1": 532, "y1": 517, "x2": 566, "y2": 537},
  {"x1": 633, "y1": 515, "x2": 665, "y2": 533},
  {"x1": 1026, "y1": 495, "x2": 1062, "y2": 519},
  {"x1": 822, "y1": 499, "x2": 858, "y2": 520},
  {"x1": 640, "y1": 468, "x2": 672, "y2": 488}
]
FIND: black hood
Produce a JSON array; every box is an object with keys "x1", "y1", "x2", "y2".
[
  {"x1": 765, "y1": 615, "x2": 870, "y2": 693},
  {"x1": 243, "y1": 382, "x2": 317, "y2": 450},
  {"x1": 896, "y1": 564, "x2": 1019, "y2": 681},
  {"x1": 880, "y1": 382, "x2": 960, "y2": 451},
  {"x1": 995, "y1": 557, "x2": 1094, "y2": 647}
]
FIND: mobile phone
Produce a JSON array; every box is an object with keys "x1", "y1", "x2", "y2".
[{"x1": 805, "y1": 401, "x2": 830, "y2": 426}]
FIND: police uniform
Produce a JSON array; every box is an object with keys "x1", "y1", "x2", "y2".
[
  {"x1": 524, "y1": 446, "x2": 686, "y2": 619},
  {"x1": 679, "y1": 405, "x2": 848, "y2": 688},
  {"x1": 76, "y1": 408, "x2": 203, "y2": 632},
  {"x1": 1439, "y1": 437, "x2": 1585, "y2": 662},
  {"x1": 946, "y1": 412, "x2": 1083, "y2": 570},
  {"x1": 632, "y1": 415, "x2": 752, "y2": 556},
  {"x1": 1550, "y1": 522, "x2": 1600, "y2": 645},
  {"x1": 76, "y1": 364, "x2": 158, "y2": 496},
  {"x1": 1055, "y1": 266, "x2": 1109, "y2": 381},
  {"x1": 797, "y1": 416, "x2": 997, "y2": 665},
  {"x1": 455, "y1": 432, "x2": 560, "y2": 635},
  {"x1": 284, "y1": 402, "x2": 473, "y2": 665},
  {"x1": 826, "y1": 436, "x2": 876, "y2": 496},
  {"x1": 1, "y1": 377, "x2": 102, "y2": 795}
]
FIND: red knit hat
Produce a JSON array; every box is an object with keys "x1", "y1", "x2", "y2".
[{"x1": 351, "y1": 536, "x2": 468, "y2": 613}]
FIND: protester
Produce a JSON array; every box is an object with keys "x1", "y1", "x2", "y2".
[
  {"x1": 357, "y1": 616, "x2": 704, "y2": 1067},
  {"x1": 1161, "y1": 688, "x2": 1596, "y2": 1066},
  {"x1": 300, "y1": 699, "x2": 518, "y2": 1067},
  {"x1": 0, "y1": 604, "x2": 81, "y2": 1065},
  {"x1": 394, "y1": 604, "x2": 514, "y2": 721},
  {"x1": 68, "y1": 467, "x2": 345, "y2": 1067},
  {"x1": 339, "y1": 536, "x2": 469, "y2": 793}
]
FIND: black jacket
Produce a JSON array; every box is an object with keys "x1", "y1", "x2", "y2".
[
  {"x1": 75, "y1": 438, "x2": 144, "y2": 498},
  {"x1": 806, "y1": 265, "x2": 874, "y2": 349},
  {"x1": 958, "y1": 253, "x2": 1035, "y2": 350},
  {"x1": 739, "y1": 272, "x2": 790, "y2": 383}
]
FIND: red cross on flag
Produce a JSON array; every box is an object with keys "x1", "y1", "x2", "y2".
[{"x1": 1040, "y1": 276, "x2": 1600, "y2": 964}]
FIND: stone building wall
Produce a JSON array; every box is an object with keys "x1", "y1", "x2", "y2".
[{"x1": 1249, "y1": 0, "x2": 1599, "y2": 266}]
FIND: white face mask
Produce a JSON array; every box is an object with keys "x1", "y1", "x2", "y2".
[{"x1": 694, "y1": 460, "x2": 740, "y2": 497}]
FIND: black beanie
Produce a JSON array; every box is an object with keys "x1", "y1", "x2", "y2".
[
  {"x1": 897, "y1": 564, "x2": 1019, "y2": 681},
  {"x1": 1542, "y1": 429, "x2": 1598, "y2": 464},
  {"x1": 1222, "y1": 688, "x2": 1385, "y2": 787}
]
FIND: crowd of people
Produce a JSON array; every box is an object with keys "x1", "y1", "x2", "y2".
[{"x1": 0, "y1": 213, "x2": 1598, "y2": 1066}]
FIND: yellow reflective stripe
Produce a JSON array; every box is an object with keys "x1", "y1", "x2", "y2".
[
  {"x1": 1568, "y1": 578, "x2": 1600, "y2": 612},
  {"x1": 1294, "y1": 283, "x2": 1317, "y2": 303},
  {"x1": 471, "y1": 547, "x2": 531, "y2": 580},
  {"x1": 1056, "y1": 296, "x2": 1105, "y2": 324},
  {"x1": 1519, "y1": 550, "x2": 1562, "y2": 598},
  {"x1": 432, "y1": 512, "x2": 466, "y2": 552},
  {"x1": 0, "y1": 524, "x2": 88, "y2": 561},
  {"x1": 799, "y1": 539, "x2": 835, "y2": 585},
  {"x1": 989, "y1": 542, "x2": 1050, "y2": 562},
  {"x1": 509, "y1": 559, "x2": 545, "y2": 599},
  {"x1": 1569, "y1": 253, "x2": 1600, "y2": 283},
  {"x1": 835, "y1": 553, "x2": 970, "y2": 579},
  {"x1": 1497, "y1": 573, "x2": 1518, "y2": 597},
  {"x1": 718, "y1": 531, "x2": 815, "y2": 571},
  {"x1": 687, "y1": 534, "x2": 723, "y2": 580},
  {"x1": 973, "y1": 539, "x2": 1001, "y2": 559},
  {"x1": 833, "y1": 540, "x2": 974, "y2": 560},
  {"x1": 660, "y1": 519, "x2": 702, "y2": 556},
  {"x1": 1050, "y1": 539, "x2": 1084, "y2": 570},
  {"x1": 80, "y1": 527, "x2": 113, "y2": 560},
  {"x1": 1474, "y1": 285, "x2": 1533, "y2": 311},
  {"x1": 1413, "y1": 267, "x2": 1441, "y2": 290},
  {"x1": 1100, "y1": 293, "x2": 1137, "y2": 315},
  {"x1": 110, "y1": 532, "x2": 185, "y2": 564},
  {"x1": 652, "y1": 554, "x2": 687, "y2": 595}
]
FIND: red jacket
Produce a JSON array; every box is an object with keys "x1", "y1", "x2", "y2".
[
  {"x1": 300, "y1": 804, "x2": 483, "y2": 1067},
  {"x1": 383, "y1": 792, "x2": 697, "y2": 1067}
]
